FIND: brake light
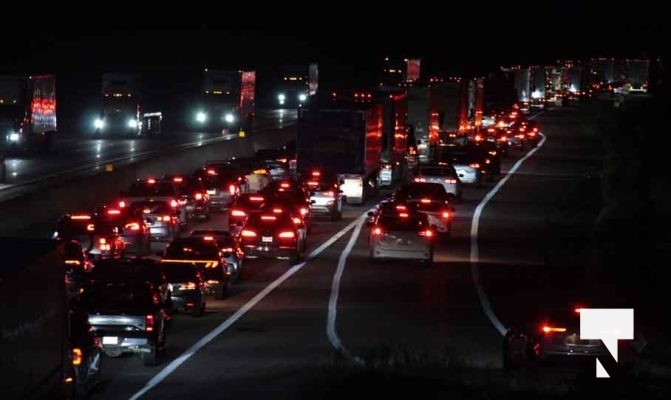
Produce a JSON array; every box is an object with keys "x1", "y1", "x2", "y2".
[
  {"x1": 206, "y1": 169, "x2": 217, "y2": 175},
  {"x1": 445, "y1": 179, "x2": 457, "y2": 184},
  {"x1": 293, "y1": 217, "x2": 302, "y2": 224},
  {"x1": 280, "y1": 182, "x2": 291, "y2": 188},
  {"x1": 499, "y1": 136, "x2": 507, "y2": 141},
  {"x1": 398, "y1": 212, "x2": 409, "y2": 218},
  {"x1": 107, "y1": 209, "x2": 121, "y2": 215},
  {"x1": 118, "y1": 201, "x2": 126, "y2": 208},
  {"x1": 71, "y1": 215, "x2": 91, "y2": 220},
  {"x1": 184, "y1": 282, "x2": 197, "y2": 290},
  {"x1": 173, "y1": 177, "x2": 183, "y2": 183},
  {"x1": 86, "y1": 224, "x2": 95, "y2": 232},
  {"x1": 195, "y1": 193, "x2": 203, "y2": 200},
  {"x1": 441, "y1": 211, "x2": 450, "y2": 219},
  {"x1": 414, "y1": 178, "x2": 426, "y2": 182},
  {"x1": 419, "y1": 229, "x2": 434, "y2": 237},
  {"x1": 240, "y1": 230, "x2": 256, "y2": 237},
  {"x1": 469, "y1": 163, "x2": 480, "y2": 169},
  {"x1": 72, "y1": 348, "x2": 83, "y2": 366},
  {"x1": 299, "y1": 207, "x2": 308, "y2": 216},
  {"x1": 372, "y1": 227, "x2": 383, "y2": 236},
  {"x1": 229, "y1": 184, "x2": 236, "y2": 195},
  {"x1": 307, "y1": 181, "x2": 319, "y2": 187},
  {"x1": 231, "y1": 209, "x2": 246, "y2": 217},
  {"x1": 249, "y1": 196, "x2": 264, "y2": 202},
  {"x1": 99, "y1": 238, "x2": 106, "y2": 244},
  {"x1": 420, "y1": 198, "x2": 431, "y2": 204},
  {"x1": 542, "y1": 326, "x2": 567, "y2": 333},
  {"x1": 145, "y1": 315, "x2": 155, "y2": 332},
  {"x1": 395, "y1": 205, "x2": 407, "y2": 210},
  {"x1": 261, "y1": 215, "x2": 277, "y2": 221},
  {"x1": 170, "y1": 199, "x2": 179, "y2": 208},
  {"x1": 126, "y1": 223, "x2": 140, "y2": 231},
  {"x1": 99, "y1": 238, "x2": 110, "y2": 251},
  {"x1": 528, "y1": 131, "x2": 536, "y2": 137},
  {"x1": 475, "y1": 134, "x2": 482, "y2": 141},
  {"x1": 272, "y1": 208, "x2": 283, "y2": 214},
  {"x1": 323, "y1": 191, "x2": 334, "y2": 197},
  {"x1": 147, "y1": 179, "x2": 156, "y2": 184},
  {"x1": 202, "y1": 236, "x2": 214, "y2": 241},
  {"x1": 311, "y1": 171, "x2": 321, "y2": 177},
  {"x1": 143, "y1": 208, "x2": 151, "y2": 214},
  {"x1": 278, "y1": 231, "x2": 295, "y2": 239}
]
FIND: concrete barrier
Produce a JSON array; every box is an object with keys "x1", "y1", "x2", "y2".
[{"x1": 0, "y1": 128, "x2": 296, "y2": 236}]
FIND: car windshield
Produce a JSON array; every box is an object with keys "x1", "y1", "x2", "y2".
[{"x1": 82, "y1": 280, "x2": 156, "y2": 309}]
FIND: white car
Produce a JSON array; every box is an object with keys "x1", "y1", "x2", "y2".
[
  {"x1": 412, "y1": 165, "x2": 462, "y2": 203},
  {"x1": 367, "y1": 204, "x2": 435, "y2": 265}
]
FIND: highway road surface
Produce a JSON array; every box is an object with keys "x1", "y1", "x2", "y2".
[{"x1": 0, "y1": 109, "x2": 296, "y2": 202}]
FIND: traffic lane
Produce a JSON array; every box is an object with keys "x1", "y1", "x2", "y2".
[
  {"x1": 89, "y1": 205, "x2": 357, "y2": 400},
  {"x1": 3, "y1": 109, "x2": 296, "y2": 186},
  {"x1": 477, "y1": 108, "x2": 607, "y2": 327}
]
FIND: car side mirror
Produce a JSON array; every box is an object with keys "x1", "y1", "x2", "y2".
[
  {"x1": 311, "y1": 199, "x2": 316, "y2": 204},
  {"x1": 309, "y1": 191, "x2": 315, "y2": 196},
  {"x1": 339, "y1": 179, "x2": 344, "y2": 185},
  {"x1": 146, "y1": 218, "x2": 152, "y2": 224},
  {"x1": 339, "y1": 190, "x2": 343, "y2": 194}
]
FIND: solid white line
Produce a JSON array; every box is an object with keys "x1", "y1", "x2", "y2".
[
  {"x1": 470, "y1": 130, "x2": 548, "y2": 337},
  {"x1": 327, "y1": 213, "x2": 369, "y2": 366},
  {"x1": 129, "y1": 214, "x2": 366, "y2": 400}
]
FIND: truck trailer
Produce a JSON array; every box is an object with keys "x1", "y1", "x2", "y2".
[
  {"x1": 93, "y1": 73, "x2": 142, "y2": 137},
  {"x1": 297, "y1": 93, "x2": 383, "y2": 205},
  {"x1": 0, "y1": 74, "x2": 57, "y2": 154}
]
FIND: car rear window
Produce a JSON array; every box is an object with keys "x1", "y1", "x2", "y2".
[
  {"x1": 161, "y1": 263, "x2": 198, "y2": 282},
  {"x1": 417, "y1": 167, "x2": 456, "y2": 177}
]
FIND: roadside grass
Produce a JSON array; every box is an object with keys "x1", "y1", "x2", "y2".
[{"x1": 285, "y1": 345, "x2": 671, "y2": 399}]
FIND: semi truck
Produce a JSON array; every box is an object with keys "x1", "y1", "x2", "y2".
[
  {"x1": 191, "y1": 68, "x2": 255, "y2": 134},
  {"x1": 0, "y1": 238, "x2": 100, "y2": 399},
  {"x1": 0, "y1": 74, "x2": 57, "y2": 154},
  {"x1": 275, "y1": 65, "x2": 310, "y2": 108},
  {"x1": 93, "y1": 73, "x2": 142, "y2": 137},
  {"x1": 379, "y1": 91, "x2": 409, "y2": 187},
  {"x1": 296, "y1": 93, "x2": 383, "y2": 205}
]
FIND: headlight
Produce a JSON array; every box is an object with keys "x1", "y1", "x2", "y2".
[
  {"x1": 277, "y1": 93, "x2": 286, "y2": 101},
  {"x1": 196, "y1": 111, "x2": 207, "y2": 123},
  {"x1": 127, "y1": 119, "x2": 138, "y2": 128},
  {"x1": 8, "y1": 132, "x2": 20, "y2": 142},
  {"x1": 224, "y1": 113, "x2": 235, "y2": 123},
  {"x1": 94, "y1": 119, "x2": 104, "y2": 129},
  {"x1": 298, "y1": 93, "x2": 307, "y2": 102}
]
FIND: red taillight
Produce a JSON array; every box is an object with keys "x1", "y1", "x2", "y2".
[
  {"x1": 145, "y1": 315, "x2": 155, "y2": 332},
  {"x1": 261, "y1": 215, "x2": 276, "y2": 221},
  {"x1": 469, "y1": 163, "x2": 480, "y2": 169},
  {"x1": 419, "y1": 229, "x2": 434, "y2": 238},
  {"x1": 307, "y1": 181, "x2": 319, "y2": 187},
  {"x1": 395, "y1": 205, "x2": 406, "y2": 210},
  {"x1": 147, "y1": 179, "x2": 156, "y2": 184},
  {"x1": 142, "y1": 208, "x2": 151, "y2": 214},
  {"x1": 278, "y1": 231, "x2": 295, "y2": 239},
  {"x1": 173, "y1": 177, "x2": 183, "y2": 183},
  {"x1": 414, "y1": 177, "x2": 426, "y2": 182},
  {"x1": 441, "y1": 211, "x2": 450, "y2": 219},
  {"x1": 107, "y1": 209, "x2": 121, "y2": 215},
  {"x1": 86, "y1": 224, "x2": 95, "y2": 232},
  {"x1": 292, "y1": 217, "x2": 302, "y2": 224},
  {"x1": 118, "y1": 201, "x2": 126, "y2": 208},
  {"x1": 420, "y1": 198, "x2": 431, "y2": 204},
  {"x1": 72, "y1": 348, "x2": 83, "y2": 366},
  {"x1": 240, "y1": 230, "x2": 256, "y2": 237},
  {"x1": 299, "y1": 207, "x2": 308, "y2": 216},
  {"x1": 280, "y1": 182, "x2": 291, "y2": 188},
  {"x1": 372, "y1": 227, "x2": 383, "y2": 236},
  {"x1": 161, "y1": 215, "x2": 171, "y2": 222},
  {"x1": 249, "y1": 196, "x2": 264, "y2": 202},
  {"x1": 203, "y1": 236, "x2": 214, "y2": 241},
  {"x1": 311, "y1": 170, "x2": 321, "y2": 177},
  {"x1": 445, "y1": 179, "x2": 457, "y2": 184},
  {"x1": 170, "y1": 199, "x2": 178, "y2": 208},
  {"x1": 228, "y1": 184, "x2": 236, "y2": 195},
  {"x1": 206, "y1": 169, "x2": 217, "y2": 175},
  {"x1": 323, "y1": 191, "x2": 334, "y2": 197},
  {"x1": 398, "y1": 212, "x2": 409, "y2": 218},
  {"x1": 272, "y1": 208, "x2": 283, "y2": 214},
  {"x1": 71, "y1": 215, "x2": 91, "y2": 220},
  {"x1": 195, "y1": 193, "x2": 203, "y2": 200},
  {"x1": 125, "y1": 223, "x2": 140, "y2": 231},
  {"x1": 231, "y1": 209, "x2": 246, "y2": 217},
  {"x1": 222, "y1": 247, "x2": 234, "y2": 252},
  {"x1": 542, "y1": 325, "x2": 566, "y2": 333}
]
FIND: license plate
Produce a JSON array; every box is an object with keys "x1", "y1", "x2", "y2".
[
  {"x1": 102, "y1": 336, "x2": 118, "y2": 345},
  {"x1": 262, "y1": 236, "x2": 273, "y2": 243}
]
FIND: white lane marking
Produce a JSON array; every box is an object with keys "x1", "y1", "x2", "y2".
[
  {"x1": 129, "y1": 214, "x2": 366, "y2": 400},
  {"x1": 470, "y1": 131, "x2": 548, "y2": 336},
  {"x1": 327, "y1": 212, "x2": 369, "y2": 365}
]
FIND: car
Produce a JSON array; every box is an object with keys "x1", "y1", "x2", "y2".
[
  {"x1": 53, "y1": 212, "x2": 126, "y2": 260},
  {"x1": 160, "y1": 261, "x2": 206, "y2": 316},
  {"x1": 193, "y1": 163, "x2": 247, "y2": 211},
  {"x1": 238, "y1": 205, "x2": 305, "y2": 263},
  {"x1": 94, "y1": 206, "x2": 152, "y2": 257},
  {"x1": 391, "y1": 182, "x2": 456, "y2": 238},
  {"x1": 367, "y1": 203, "x2": 436, "y2": 266},
  {"x1": 301, "y1": 169, "x2": 343, "y2": 221},
  {"x1": 412, "y1": 164, "x2": 462, "y2": 203},
  {"x1": 189, "y1": 229, "x2": 245, "y2": 283},
  {"x1": 227, "y1": 193, "x2": 271, "y2": 236},
  {"x1": 126, "y1": 199, "x2": 180, "y2": 242},
  {"x1": 161, "y1": 174, "x2": 211, "y2": 220},
  {"x1": 161, "y1": 237, "x2": 231, "y2": 299},
  {"x1": 68, "y1": 307, "x2": 103, "y2": 397}
]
